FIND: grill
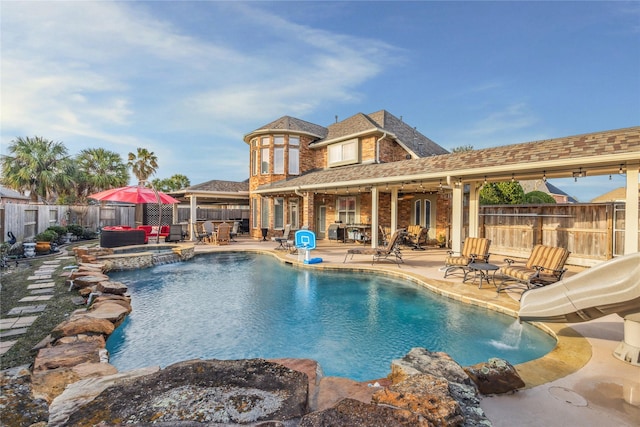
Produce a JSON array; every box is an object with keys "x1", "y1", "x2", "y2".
[{"x1": 328, "y1": 223, "x2": 345, "y2": 242}]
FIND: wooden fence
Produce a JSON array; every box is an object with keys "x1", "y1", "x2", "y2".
[
  {"x1": 1, "y1": 203, "x2": 250, "y2": 244},
  {"x1": 479, "y1": 203, "x2": 639, "y2": 266}
]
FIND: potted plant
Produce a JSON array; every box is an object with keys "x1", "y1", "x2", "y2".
[
  {"x1": 46, "y1": 225, "x2": 67, "y2": 244},
  {"x1": 35, "y1": 230, "x2": 58, "y2": 254},
  {"x1": 437, "y1": 234, "x2": 447, "y2": 248}
]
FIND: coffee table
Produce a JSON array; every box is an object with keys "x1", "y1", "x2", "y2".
[{"x1": 466, "y1": 262, "x2": 499, "y2": 289}]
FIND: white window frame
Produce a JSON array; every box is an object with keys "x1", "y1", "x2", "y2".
[
  {"x1": 289, "y1": 136, "x2": 300, "y2": 145},
  {"x1": 261, "y1": 147, "x2": 269, "y2": 174},
  {"x1": 289, "y1": 199, "x2": 299, "y2": 229},
  {"x1": 328, "y1": 139, "x2": 359, "y2": 167},
  {"x1": 261, "y1": 198, "x2": 269, "y2": 228},
  {"x1": 274, "y1": 147, "x2": 284, "y2": 174},
  {"x1": 337, "y1": 196, "x2": 357, "y2": 224},
  {"x1": 252, "y1": 198, "x2": 258, "y2": 229},
  {"x1": 274, "y1": 197, "x2": 284, "y2": 229},
  {"x1": 288, "y1": 147, "x2": 299, "y2": 175}
]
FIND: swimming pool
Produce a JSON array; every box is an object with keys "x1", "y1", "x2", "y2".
[{"x1": 106, "y1": 252, "x2": 555, "y2": 381}]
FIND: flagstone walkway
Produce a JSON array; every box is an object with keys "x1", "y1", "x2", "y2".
[{"x1": 0, "y1": 253, "x2": 76, "y2": 356}]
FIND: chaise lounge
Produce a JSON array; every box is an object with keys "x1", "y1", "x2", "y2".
[
  {"x1": 443, "y1": 237, "x2": 491, "y2": 280},
  {"x1": 344, "y1": 229, "x2": 404, "y2": 266}
]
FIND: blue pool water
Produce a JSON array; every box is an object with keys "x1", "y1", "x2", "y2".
[{"x1": 106, "y1": 252, "x2": 555, "y2": 381}]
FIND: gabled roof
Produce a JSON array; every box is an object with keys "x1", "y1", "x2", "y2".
[
  {"x1": 244, "y1": 116, "x2": 328, "y2": 142},
  {"x1": 185, "y1": 179, "x2": 249, "y2": 193},
  {"x1": 0, "y1": 185, "x2": 29, "y2": 200},
  {"x1": 591, "y1": 184, "x2": 640, "y2": 203},
  {"x1": 520, "y1": 180, "x2": 578, "y2": 203},
  {"x1": 313, "y1": 110, "x2": 448, "y2": 157}
]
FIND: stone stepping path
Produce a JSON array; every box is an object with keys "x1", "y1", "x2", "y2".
[{"x1": 1, "y1": 257, "x2": 63, "y2": 355}]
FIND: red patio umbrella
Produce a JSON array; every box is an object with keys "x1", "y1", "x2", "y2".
[
  {"x1": 88, "y1": 185, "x2": 179, "y2": 204},
  {"x1": 88, "y1": 185, "x2": 180, "y2": 243}
]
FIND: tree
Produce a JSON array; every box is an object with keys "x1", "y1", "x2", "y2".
[
  {"x1": 523, "y1": 190, "x2": 556, "y2": 204},
  {"x1": 127, "y1": 148, "x2": 158, "y2": 184},
  {"x1": 0, "y1": 136, "x2": 74, "y2": 202},
  {"x1": 480, "y1": 182, "x2": 525, "y2": 205},
  {"x1": 76, "y1": 148, "x2": 129, "y2": 197},
  {"x1": 451, "y1": 145, "x2": 473, "y2": 153},
  {"x1": 151, "y1": 174, "x2": 190, "y2": 192}
]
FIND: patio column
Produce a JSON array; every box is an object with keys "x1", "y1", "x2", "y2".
[
  {"x1": 624, "y1": 162, "x2": 639, "y2": 254},
  {"x1": 391, "y1": 188, "x2": 398, "y2": 232},
  {"x1": 371, "y1": 186, "x2": 379, "y2": 248},
  {"x1": 451, "y1": 181, "x2": 464, "y2": 253},
  {"x1": 189, "y1": 195, "x2": 197, "y2": 241},
  {"x1": 468, "y1": 181, "x2": 481, "y2": 238}
]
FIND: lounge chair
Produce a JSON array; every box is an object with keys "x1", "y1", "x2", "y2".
[
  {"x1": 497, "y1": 244, "x2": 571, "y2": 294},
  {"x1": 203, "y1": 221, "x2": 216, "y2": 244},
  {"x1": 165, "y1": 224, "x2": 184, "y2": 242},
  {"x1": 272, "y1": 224, "x2": 291, "y2": 250},
  {"x1": 216, "y1": 222, "x2": 231, "y2": 245},
  {"x1": 443, "y1": 237, "x2": 491, "y2": 280},
  {"x1": 379, "y1": 225, "x2": 391, "y2": 246},
  {"x1": 344, "y1": 229, "x2": 404, "y2": 266}
]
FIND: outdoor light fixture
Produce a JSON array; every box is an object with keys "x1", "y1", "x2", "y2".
[
  {"x1": 542, "y1": 171, "x2": 547, "y2": 183},
  {"x1": 573, "y1": 167, "x2": 585, "y2": 182},
  {"x1": 483, "y1": 176, "x2": 487, "y2": 185},
  {"x1": 619, "y1": 164, "x2": 624, "y2": 174},
  {"x1": 511, "y1": 174, "x2": 515, "y2": 183}
]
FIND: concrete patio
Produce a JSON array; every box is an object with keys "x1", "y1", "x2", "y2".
[{"x1": 192, "y1": 235, "x2": 639, "y2": 426}]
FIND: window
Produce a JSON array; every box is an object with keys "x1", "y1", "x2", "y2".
[
  {"x1": 261, "y1": 147, "x2": 269, "y2": 174},
  {"x1": 274, "y1": 147, "x2": 284, "y2": 174},
  {"x1": 424, "y1": 200, "x2": 432, "y2": 228},
  {"x1": 337, "y1": 196, "x2": 357, "y2": 224},
  {"x1": 274, "y1": 198, "x2": 284, "y2": 229},
  {"x1": 414, "y1": 200, "x2": 421, "y2": 226},
  {"x1": 251, "y1": 150, "x2": 257, "y2": 176},
  {"x1": 289, "y1": 136, "x2": 299, "y2": 146},
  {"x1": 274, "y1": 135, "x2": 285, "y2": 145},
  {"x1": 289, "y1": 147, "x2": 299, "y2": 175},
  {"x1": 328, "y1": 139, "x2": 358, "y2": 166},
  {"x1": 413, "y1": 198, "x2": 433, "y2": 228},
  {"x1": 289, "y1": 200, "x2": 299, "y2": 229},
  {"x1": 252, "y1": 198, "x2": 258, "y2": 229},
  {"x1": 261, "y1": 136, "x2": 270, "y2": 146},
  {"x1": 261, "y1": 198, "x2": 269, "y2": 228}
]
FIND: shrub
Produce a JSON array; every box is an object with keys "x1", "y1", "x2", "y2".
[
  {"x1": 35, "y1": 230, "x2": 58, "y2": 242},
  {"x1": 523, "y1": 191, "x2": 556, "y2": 204},
  {"x1": 66, "y1": 224, "x2": 84, "y2": 237},
  {"x1": 46, "y1": 225, "x2": 67, "y2": 236}
]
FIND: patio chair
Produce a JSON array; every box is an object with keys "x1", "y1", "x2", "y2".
[
  {"x1": 379, "y1": 225, "x2": 390, "y2": 246},
  {"x1": 443, "y1": 237, "x2": 491, "y2": 280},
  {"x1": 216, "y1": 222, "x2": 231, "y2": 245},
  {"x1": 405, "y1": 225, "x2": 429, "y2": 250},
  {"x1": 194, "y1": 222, "x2": 211, "y2": 245},
  {"x1": 497, "y1": 244, "x2": 570, "y2": 294},
  {"x1": 344, "y1": 228, "x2": 404, "y2": 266},
  {"x1": 230, "y1": 221, "x2": 239, "y2": 242},
  {"x1": 272, "y1": 224, "x2": 291, "y2": 250}
]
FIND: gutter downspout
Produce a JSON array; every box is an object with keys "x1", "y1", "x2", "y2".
[{"x1": 376, "y1": 132, "x2": 387, "y2": 164}]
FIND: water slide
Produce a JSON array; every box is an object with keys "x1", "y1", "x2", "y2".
[{"x1": 518, "y1": 251, "x2": 640, "y2": 366}]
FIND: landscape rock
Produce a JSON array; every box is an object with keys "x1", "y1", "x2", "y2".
[
  {"x1": 373, "y1": 373, "x2": 464, "y2": 426},
  {"x1": 50, "y1": 315, "x2": 114, "y2": 339},
  {"x1": 0, "y1": 366, "x2": 49, "y2": 427},
  {"x1": 315, "y1": 376, "x2": 386, "y2": 412},
  {"x1": 83, "y1": 301, "x2": 130, "y2": 325},
  {"x1": 48, "y1": 366, "x2": 160, "y2": 426},
  {"x1": 299, "y1": 398, "x2": 429, "y2": 426},
  {"x1": 60, "y1": 359, "x2": 309, "y2": 426},
  {"x1": 33, "y1": 340, "x2": 104, "y2": 371},
  {"x1": 464, "y1": 358, "x2": 525, "y2": 395},
  {"x1": 96, "y1": 280, "x2": 128, "y2": 295},
  {"x1": 70, "y1": 274, "x2": 110, "y2": 289},
  {"x1": 390, "y1": 348, "x2": 473, "y2": 386}
]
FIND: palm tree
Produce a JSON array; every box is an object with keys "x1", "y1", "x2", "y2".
[
  {"x1": 151, "y1": 174, "x2": 191, "y2": 192},
  {"x1": 0, "y1": 136, "x2": 74, "y2": 202},
  {"x1": 76, "y1": 148, "x2": 130, "y2": 197},
  {"x1": 127, "y1": 148, "x2": 158, "y2": 185}
]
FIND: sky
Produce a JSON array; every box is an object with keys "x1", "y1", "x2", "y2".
[{"x1": 1, "y1": 1, "x2": 639, "y2": 202}]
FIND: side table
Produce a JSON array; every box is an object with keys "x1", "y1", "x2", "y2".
[{"x1": 467, "y1": 262, "x2": 499, "y2": 289}]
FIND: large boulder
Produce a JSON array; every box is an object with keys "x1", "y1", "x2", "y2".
[
  {"x1": 464, "y1": 358, "x2": 525, "y2": 395},
  {"x1": 299, "y1": 398, "x2": 428, "y2": 426},
  {"x1": 389, "y1": 348, "x2": 491, "y2": 427},
  {"x1": 33, "y1": 340, "x2": 104, "y2": 371},
  {"x1": 95, "y1": 280, "x2": 128, "y2": 295},
  {"x1": 83, "y1": 301, "x2": 130, "y2": 325},
  {"x1": 50, "y1": 315, "x2": 114, "y2": 340},
  {"x1": 373, "y1": 373, "x2": 464, "y2": 426},
  {"x1": 61, "y1": 359, "x2": 309, "y2": 426}
]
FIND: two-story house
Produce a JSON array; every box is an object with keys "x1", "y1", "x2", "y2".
[{"x1": 244, "y1": 110, "x2": 450, "y2": 243}]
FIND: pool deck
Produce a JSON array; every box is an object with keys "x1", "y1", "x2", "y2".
[{"x1": 192, "y1": 236, "x2": 639, "y2": 426}]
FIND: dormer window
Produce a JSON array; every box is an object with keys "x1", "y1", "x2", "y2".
[{"x1": 328, "y1": 139, "x2": 359, "y2": 167}]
